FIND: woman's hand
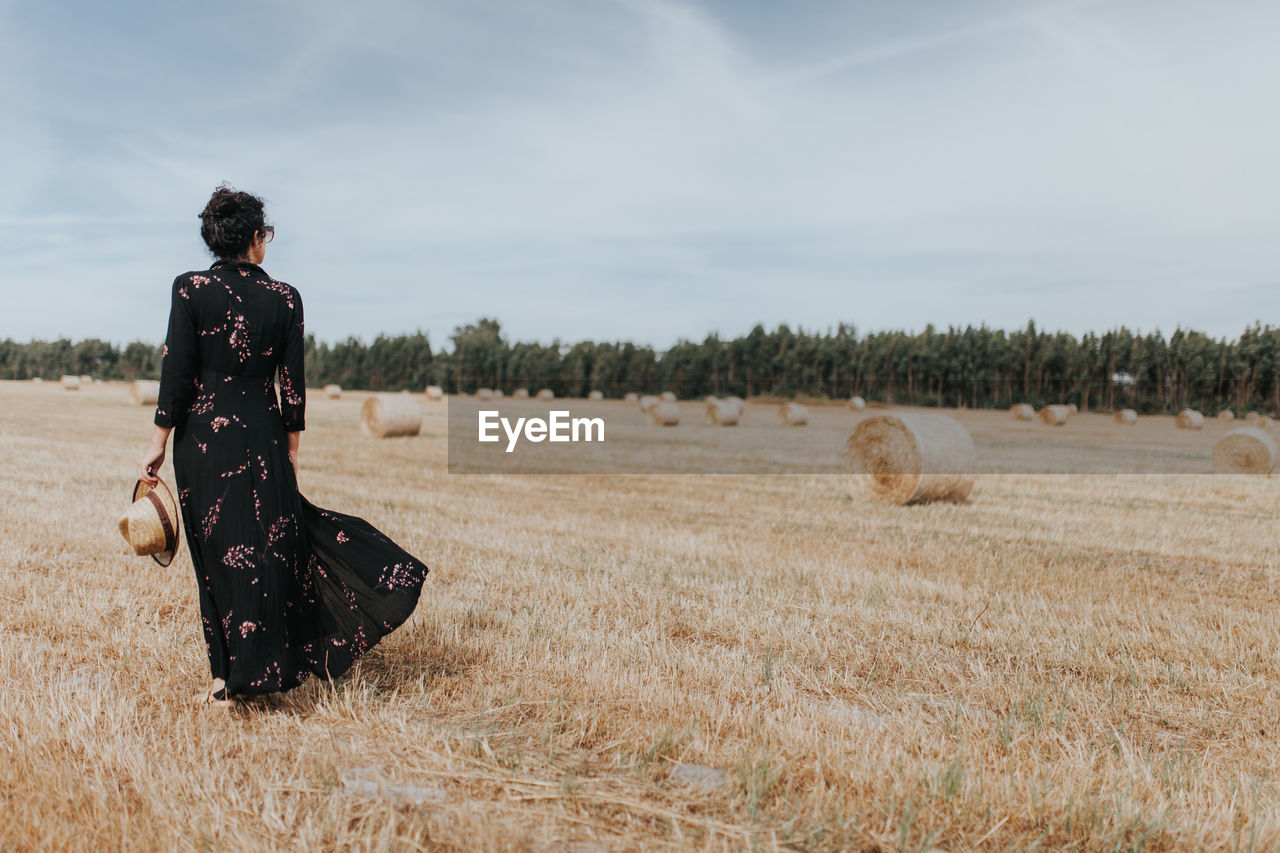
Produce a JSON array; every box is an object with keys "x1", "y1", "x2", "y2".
[
  {"x1": 287, "y1": 430, "x2": 301, "y2": 480},
  {"x1": 138, "y1": 426, "x2": 172, "y2": 485}
]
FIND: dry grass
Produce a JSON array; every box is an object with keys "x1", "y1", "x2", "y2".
[{"x1": 4, "y1": 381, "x2": 1280, "y2": 851}]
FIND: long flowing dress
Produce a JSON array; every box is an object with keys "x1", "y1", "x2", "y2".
[{"x1": 154, "y1": 259, "x2": 428, "y2": 696}]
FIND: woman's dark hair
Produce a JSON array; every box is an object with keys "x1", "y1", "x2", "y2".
[{"x1": 198, "y1": 184, "x2": 268, "y2": 260}]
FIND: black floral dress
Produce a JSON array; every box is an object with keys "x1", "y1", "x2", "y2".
[{"x1": 155, "y1": 259, "x2": 428, "y2": 696}]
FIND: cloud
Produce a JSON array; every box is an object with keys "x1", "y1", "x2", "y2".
[{"x1": 1, "y1": 0, "x2": 1278, "y2": 349}]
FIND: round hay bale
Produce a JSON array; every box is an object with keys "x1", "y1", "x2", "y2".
[
  {"x1": 588, "y1": 390, "x2": 604, "y2": 401},
  {"x1": 659, "y1": 391, "x2": 676, "y2": 402},
  {"x1": 648, "y1": 401, "x2": 680, "y2": 426},
  {"x1": 1245, "y1": 411, "x2": 1260, "y2": 424},
  {"x1": 1175, "y1": 409, "x2": 1204, "y2": 430},
  {"x1": 360, "y1": 394, "x2": 422, "y2": 438},
  {"x1": 60, "y1": 375, "x2": 81, "y2": 391},
  {"x1": 724, "y1": 396, "x2": 745, "y2": 416},
  {"x1": 513, "y1": 388, "x2": 530, "y2": 399},
  {"x1": 1218, "y1": 409, "x2": 1235, "y2": 421},
  {"x1": 1213, "y1": 427, "x2": 1278, "y2": 474},
  {"x1": 323, "y1": 384, "x2": 342, "y2": 400},
  {"x1": 849, "y1": 396, "x2": 866, "y2": 411},
  {"x1": 425, "y1": 385, "x2": 444, "y2": 401},
  {"x1": 638, "y1": 395, "x2": 660, "y2": 413},
  {"x1": 493, "y1": 389, "x2": 505, "y2": 399},
  {"x1": 1114, "y1": 408, "x2": 1137, "y2": 425},
  {"x1": 844, "y1": 413, "x2": 976, "y2": 505},
  {"x1": 130, "y1": 380, "x2": 160, "y2": 405},
  {"x1": 1011, "y1": 403, "x2": 1035, "y2": 421},
  {"x1": 79, "y1": 374, "x2": 92, "y2": 386},
  {"x1": 537, "y1": 388, "x2": 555, "y2": 401},
  {"x1": 32, "y1": 377, "x2": 43, "y2": 384},
  {"x1": 1066, "y1": 403, "x2": 1079, "y2": 415},
  {"x1": 623, "y1": 392, "x2": 638, "y2": 402},
  {"x1": 1038, "y1": 405, "x2": 1069, "y2": 426},
  {"x1": 706, "y1": 397, "x2": 740, "y2": 426},
  {"x1": 476, "y1": 388, "x2": 494, "y2": 401},
  {"x1": 779, "y1": 402, "x2": 809, "y2": 426},
  {"x1": 1259, "y1": 416, "x2": 1274, "y2": 429}
]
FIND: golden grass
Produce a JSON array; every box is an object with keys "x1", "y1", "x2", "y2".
[{"x1": 4, "y1": 381, "x2": 1280, "y2": 850}]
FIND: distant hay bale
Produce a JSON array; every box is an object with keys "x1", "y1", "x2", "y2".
[
  {"x1": 706, "y1": 397, "x2": 740, "y2": 426},
  {"x1": 476, "y1": 388, "x2": 494, "y2": 401},
  {"x1": 79, "y1": 375, "x2": 92, "y2": 386},
  {"x1": 493, "y1": 389, "x2": 505, "y2": 399},
  {"x1": 1213, "y1": 427, "x2": 1278, "y2": 475},
  {"x1": 513, "y1": 388, "x2": 529, "y2": 399},
  {"x1": 360, "y1": 394, "x2": 422, "y2": 438},
  {"x1": 849, "y1": 396, "x2": 866, "y2": 411},
  {"x1": 60, "y1": 375, "x2": 81, "y2": 391},
  {"x1": 1175, "y1": 409, "x2": 1204, "y2": 430},
  {"x1": 638, "y1": 395, "x2": 660, "y2": 413},
  {"x1": 425, "y1": 385, "x2": 444, "y2": 401},
  {"x1": 779, "y1": 402, "x2": 809, "y2": 426},
  {"x1": 623, "y1": 392, "x2": 638, "y2": 402},
  {"x1": 323, "y1": 384, "x2": 342, "y2": 400},
  {"x1": 588, "y1": 390, "x2": 604, "y2": 401},
  {"x1": 31, "y1": 377, "x2": 43, "y2": 384},
  {"x1": 130, "y1": 380, "x2": 160, "y2": 405},
  {"x1": 844, "y1": 413, "x2": 976, "y2": 505},
  {"x1": 1245, "y1": 411, "x2": 1260, "y2": 424},
  {"x1": 1066, "y1": 403, "x2": 1079, "y2": 415},
  {"x1": 659, "y1": 391, "x2": 676, "y2": 402},
  {"x1": 1038, "y1": 405, "x2": 1070, "y2": 426},
  {"x1": 724, "y1": 396, "x2": 745, "y2": 417},
  {"x1": 1218, "y1": 409, "x2": 1235, "y2": 421},
  {"x1": 1011, "y1": 403, "x2": 1035, "y2": 421},
  {"x1": 1258, "y1": 416, "x2": 1274, "y2": 429},
  {"x1": 537, "y1": 388, "x2": 555, "y2": 401},
  {"x1": 1114, "y1": 408, "x2": 1137, "y2": 425},
  {"x1": 648, "y1": 401, "x2": 680, "y2": 426}
]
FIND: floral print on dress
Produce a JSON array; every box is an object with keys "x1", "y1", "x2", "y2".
[{"x1": 151, "y1": 259, "x2": 427, "y2": 697}]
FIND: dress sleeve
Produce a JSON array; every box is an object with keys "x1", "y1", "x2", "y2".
[
  {"x1": 278, "y1": 288, "x2": 306, "y2": 432},
  {"x1": 154, "y1": 276, "x2": 198, "y2": 428}
]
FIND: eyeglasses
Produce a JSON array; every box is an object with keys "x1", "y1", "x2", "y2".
[{"x1": 260, "y1": 226, "x2": 275, "y2": 244}]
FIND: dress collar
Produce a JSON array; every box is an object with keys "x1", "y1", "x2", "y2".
[{"x1": 211, "y1": 259, "x2": 267, "y2": 276}]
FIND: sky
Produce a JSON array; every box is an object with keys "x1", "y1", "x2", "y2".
[{"x1": 0, "y1": 0, "x2": 1277, "y2": 350}]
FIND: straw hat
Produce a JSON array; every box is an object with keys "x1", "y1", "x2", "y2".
[{"x1": 118, "y1": 478, "x2": 181, "y2": 566}]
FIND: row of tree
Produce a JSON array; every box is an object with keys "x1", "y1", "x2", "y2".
[{"x1": 5, "y1": 319, "x2": 1280, "y2": 414}]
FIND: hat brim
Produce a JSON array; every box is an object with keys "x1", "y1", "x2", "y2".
[{"x1": 131, "y1": 478, "x2": 181, "y2": 566}]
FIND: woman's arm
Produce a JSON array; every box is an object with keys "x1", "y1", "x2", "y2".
[
  {"x1": 287, "y1": 430, "x2": 301, "y2": 478},
  {"x1": 138, "y1": 425, "x2": 172, "y2": 485}
]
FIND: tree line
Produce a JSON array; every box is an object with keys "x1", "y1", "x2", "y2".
[{"x1": 5, "y1": 318, "x2": 1280, "y2": 414}]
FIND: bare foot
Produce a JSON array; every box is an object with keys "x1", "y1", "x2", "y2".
[{"x1": 194, "y1": 678, "x2": 233, "y2": 707}]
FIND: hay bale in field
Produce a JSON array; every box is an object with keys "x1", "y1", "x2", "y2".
[
  {"x1": 844, "y1": 413, "x2": 975, "y2": 505},
  {"x1": 493, "y1": 389, "x2": 504, "y2": 399},
  {"x1": 648, "y1": 401, "x2": 680, "y2": 426},
  {"x1": 588, "y1": 390, "x2": 604, "y2": 401},
  {"x1": 1213, "y1": 427, "x2": 1278, "y2": 475},
  {"x1": 724, "y1": 396, "x2": 745, "y2": 416},
  {"x1": 849, "y1": 396, "x2": 866, "y2": 411},
  {"x1": 513, "y1": 388, "x2": 529, "y2": 399},
  {"x1": 1218, "y1": 409, "x2": 1235, "y2": 421},
  {"x1": 1038, "y1": 405, "x2": 1070, "y2": 426},
  {"x1": 659, "y1": 391, "x2": 676, "y2": 402},
  {"x1": 1011, "y1": 403, "x2": 1035, "y2": 421},
  {"x1": 360, "y1": 394, "x2": 422, "y2": 438},
  {"x1": 1245, "y1": 411, "x2": 1260, "y2": 424},
  {"x1": 1175, "y1": 409, "x2": 1204, "y2": 430},
  {"x1": 537, "y1": 388, "x2": 555, "y2": 401},
  {"x1": 1066, "y1": 403, "x2": 1079, "y2": 415},
  {"x1": 323, "y1": 384, "x2": 342, "y2": 400},
  {"x1": 779, "y1": 402, "x2": 809, "y2": 426},
  {"x1": 1259, "y1": 416, "x2": 1274, "y2": 429},
  {"x1": 1114, "y1": 408, "x2": 1137, "y2": 425},
  {"x1": 638, "y1": 394, "x2": 660, "y2": 413},
  {"x1": 623, "y1": 392, "x2": 638, "y2": 402},
  {"x1": 425, "y1": 385, "x2": 444, "y2": 401},
  {"x1": 476, "y1": 388, "x2": 494, "y2": 401},
  {"x1": 31, "y1": 377, "x2": 43, "y2": 384},
  {"x1": 79, "y1": 374, "x2": 92, "y2": 385},
  {"x1": 706, "y1": 397, "x2": 740, "y2": 426},
  {"x1": 130, "y1": 380, "x2": 160, "y2": 405},
  {"x1": 60, "y1": 375, "x2": 81, "y2": 391}
]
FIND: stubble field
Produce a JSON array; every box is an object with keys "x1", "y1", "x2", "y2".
[{"x1": 2, "y1": 380, "x2": 1279, "y2": 851}]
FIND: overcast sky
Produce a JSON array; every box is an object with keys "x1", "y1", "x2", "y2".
[{"x1": 1, "y1": 0, "x2": 1276, "y2": 350}]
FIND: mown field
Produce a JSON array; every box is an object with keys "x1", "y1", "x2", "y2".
[{"x1": 2, "y1": 379, "x2": 1279, "y2": 851}]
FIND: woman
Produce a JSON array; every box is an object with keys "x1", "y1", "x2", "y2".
[{"x1": 138, "y1": 185, "x2": 428, "y2": 704}]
